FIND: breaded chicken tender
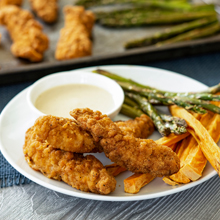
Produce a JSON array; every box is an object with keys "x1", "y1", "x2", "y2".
[
  {"x1": 31, "y1": 115, "x2": 102, "y2": 153},
  {"x1": 0, "y1": 5, "x2": 49, "y2": 62},
  {"x1": 29, "y1": 0, "x2": 58, "y2": 23},
  {"x1": 116, "y1": 114, "x2": 154, "y2": 138},
  {"x1": 24, "y1": 126, "x2": 116, "y2": 194},
  {"x1": 0, "y1": 0, "x2": 22, "y2": 8},
  {"x1": 55, "y1": 6, "x2": 95, "y2": 60},
  {"x1": 71, "y1": 108, "x2": 180, "y2": 176}
]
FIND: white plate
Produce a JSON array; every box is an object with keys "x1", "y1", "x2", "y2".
[{"x1": 0, "y1": 65, "x2": 217, "y2": 201}]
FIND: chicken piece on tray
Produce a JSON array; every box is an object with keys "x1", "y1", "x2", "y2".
[
  {"x1": 29, "y1": 0, "x2": 58, "y2": 23},
  {"x1": 115, "y1": 114, "x2": 154, "y2": 139},
  {"x1": 55, "y1": 6, "x2": 95, "y2": 60},
  {"x1": 32, "y1": 115, "x2": 102, "y2": 153},
  {"x1": 0, "y1": 5, "x2": 49, "y2": 62},
  {"x1": 0, "y1": 0, "x2": 22, "y2": 8},
  {"x1": 70, "y1": 108, "x2": 180, "y2": 176},
  {"x1": 23, "y1": 126, "x2": 116, "y2": 194}
]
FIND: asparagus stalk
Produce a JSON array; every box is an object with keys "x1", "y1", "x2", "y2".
[
  {"x1": 202, "y1": 83, "x2": 220, "y2": 94},
  {"x1": 118, "y1": 81, "x2": 220, "y2": 101},
  {"x1": 156, "y1": 22, "x2": 220, "y2": 46},
  {"x1": 100, "y1": 11, "x2": 217, "y2": 27},
  {"x1": 123, "y1": 96, "x2": 188, "y2": 134},
  {"x1": 76, "y1": 0, "x2": 188, "y2": 8},
  {"x1": 94, "y1": 69, "x2": 220, "y2": 100},
  {"x1": 126, "y1": 93, "x2": 189, "y2": 135},
  {"x1": 125, "y1": 93, "x2": 171, "y2": 136},
  {"x1": 120, "y1": 103, "x2": 143, "y2": 118},
  {"x1": 145, "y1": 93, "x2": 207, "y2": 114},
  {"x1": 125, "y1": 16, "x2": 217, "y2": 49}
]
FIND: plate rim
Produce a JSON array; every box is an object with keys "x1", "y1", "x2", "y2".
[{"x1": 0, "y1": 64, "x2": 217, "y2": 201}]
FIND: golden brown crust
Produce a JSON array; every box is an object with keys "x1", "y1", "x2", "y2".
[
  {"x1": 70, "y1": 108, "x2": 180, "y2": 176},
  {"x1": 23, "y1": 126, "x2": 116, "y2": 194},
  {"x1": 0, "y1": 0, "x2": 22, "y2": 8},
  {"x1": 55, "y1": 6, "x2": 95, "y2": 60},
  {"x1": 31, "y1": 115, "x2": 102, "y2": 153},
  {"x1": 0, "y1": 5, "x2": 49, "y2": 62},
  {"x1": 29, "y1": 0, "x2": 58, "y2": 23},
  {"x1": 115, "y1": 114, "x2": 154, "y2": 139}
]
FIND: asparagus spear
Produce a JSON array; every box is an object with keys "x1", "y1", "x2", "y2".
[
  {"x1": 120, "y1": 103, "x2": 144, "y2": 118},
  {"x1": 94, "y1": 69, "x2": 220, "y2": 100},
  {"x1": 156, "y1": 22, "x2": 220, "y2": 46},
  {"x1": 126, "y1": 93, "x2": 189, "y2": 135},
  {"x1": 202, "y1": 83, "x2": 220, "y2": 94},
  {"x1": 123, "y1": 97, "x2": 188, "y2": 134},
  {"x1": 118, "y1": 81, "x2": 220, "y2": 101},
  {"x1": 125, "y1": 16, "x2": 217, "y2": 49},
  {"x1": 76, "y1": 0, "x2": 189, "y2": 8},
  {"x1": 125, "y1": 93, "x2": 171, "y2": 136},
  {"x1": 100, "y1": 11, "x2": 217, "y2": 27}
]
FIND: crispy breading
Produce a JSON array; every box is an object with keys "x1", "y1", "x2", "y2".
[
  {"x1": 55, "y1": 6, "x2": 95, "y2": 60},
  {"x1": 29, "y1": 0, "x2": 58, "y2": 23},
  {"x1": 0, "y1": 0, "x2": 22, "y2": 8},
  {"x1": 70, "y1": 108, "x2": 180, "y2": 176},
  {"x1": 0, "y1": 5, "x2": 49, "y2": 62},
  {"x1": 115, "y1": 114, "x2": 154, "y2": 139},
  {"x1": 23, "y1": 127, "x2": 116, "y2": 194},
  {"x1": 31, "y1": 115, "x2": 102, "y2": 153}
]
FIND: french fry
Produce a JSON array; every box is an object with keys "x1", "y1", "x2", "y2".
[
  {"x1": 105, "y1": 163, "x2": 127, "y2": 177},
  {"x1": 124, "y1": 173, "x2": 155, "y2": 194},
  {"x1": 162, "y1": 177, "x2": 179, "y2": 186},
  {"x1": 167, "y1": 112, "x2": 211, "y2": 183},
  {"x1": 155, "y1": 132, "x2": 189, "y2": 147},
  {"x1": 170, "y1": 105, "x2": 220, "y2": 176}
]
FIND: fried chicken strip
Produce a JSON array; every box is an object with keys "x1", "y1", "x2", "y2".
[
  {"x1": 29, "y1": 0, "x2": 58, "y2": 23},
  {"x1": 55, "y1": 6, "x2": 95, "y2": 60},
  {"x1": 0, "y1": 0, "x2": 22, "y2": 8},
  {"x1": 31, "y1": 115, "x2": 102, "y2": 153},
  {"x1": 115, "y1": 114, "x2": 154, "y2": 138},
  {"x1": 31, "y1": 114, "x2": 152, "y2": 154},
  {"x1": 24, "y1": 126, "x2": 116, "y2": 194},
  {"x1": 70, "y1": 108, "x2": 180, "y2": 176},
  {"x1": 0, "y1": 5, "x2": 49, "y2": 62}
]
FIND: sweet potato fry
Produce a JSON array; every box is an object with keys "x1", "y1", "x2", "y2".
[
  {"x1": 124, "y1": 173, "x2": 155, "y2": 194},
  {"x1": 162, "y1": 177, "x2": 179, "y2": 186},
  {"x1": 105, "y1": 164, "x2": 127, "y2": 177},
  {"x1": 170, "y1": 105, "x2": 220, "y2": 176},
  {"x1": 155, "y1": 132, "x2": 190, "y2": 147}
]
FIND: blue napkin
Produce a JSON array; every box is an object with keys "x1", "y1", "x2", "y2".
[
  {"x1": 0, "y1": 82, "x2": 33, "y2": 187},
  {"x1": 0, "y1": 52, "x2": 220, "y2": 187}
]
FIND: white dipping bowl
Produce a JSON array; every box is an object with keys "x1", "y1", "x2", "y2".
[{"x1": 27, "y1": 70, "x2": 124, "y2": 120}]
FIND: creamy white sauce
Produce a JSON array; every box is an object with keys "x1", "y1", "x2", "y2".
[{"x1": 35, "y1": 84, "x2": 115, "y2": 118}]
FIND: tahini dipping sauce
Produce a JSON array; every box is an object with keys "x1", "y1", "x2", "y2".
[{"x1": 35, "y1": 84, "x2": 115, "y2": 118}]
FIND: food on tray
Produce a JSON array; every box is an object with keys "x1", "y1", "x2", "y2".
[
  {"x1": 0, "y1": 5, "x2": 49, "y2": 62},
  {"x1": 29, "y1": 0, "x2": 58, "y2": 23},
  {"x1": 0, "y1": 0, "x2": 22, "y2": 8},
  {"x1": 55, "y1": 6, "x2": 95, "y2": 60},
  {"x1": 70, "y1": 108, "x2": 180, "y2": 176},
  {"x1": 23, "y1": 123, "x2": 116, "y2": 194},
  {"x1": 125, "y1": 16, "x2": 218, "y2": 49}
]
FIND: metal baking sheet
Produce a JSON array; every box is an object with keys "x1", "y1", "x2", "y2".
[{"x1": 0, "y1": 0, "x2": 220, "y2": 85}]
